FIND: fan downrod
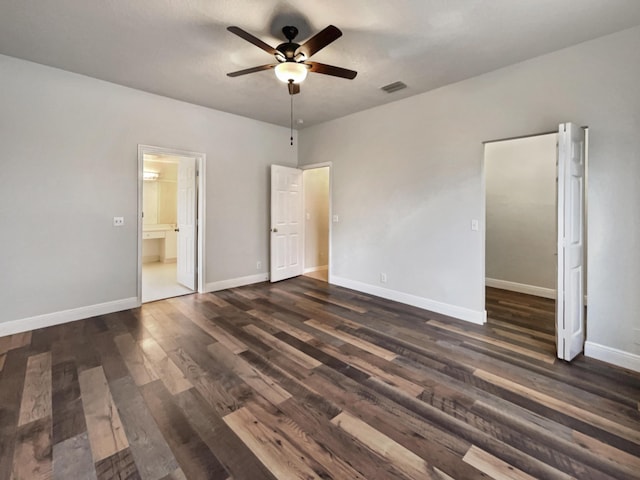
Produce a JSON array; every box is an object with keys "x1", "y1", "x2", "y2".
[{"x1": 282, "y1": 26, "x2": 299, "y2": 42}]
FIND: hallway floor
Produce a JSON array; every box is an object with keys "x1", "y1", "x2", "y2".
[{"x1": 142, "y1": 262, "x2": 192, "y2": 303}]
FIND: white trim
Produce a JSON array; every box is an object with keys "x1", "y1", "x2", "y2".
[
  {"x1": 485, "y1": 278, "x2": 556, "y2": 299},
  {"x1": 205, "y1": 273, "x2": 269, "y2": 293},
  {"x1": 330, "y1": 275, "x2": 485, "y2": 325},
  {"x1": 0, "y1": 298, "x2": 139, "y2": 337},
  {"x1": 585, "y1": 341, "x2": 640, "y2": 373},
  {"x1": 138, "y1": 145, "x2": 207, "y2": 304},
  {"x1": 304, "y1": 265, "x2": 328, "y2": 274}
]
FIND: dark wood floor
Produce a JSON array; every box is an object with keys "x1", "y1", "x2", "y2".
[{"x1": 1, "y1": 279, "x2": 640, "y2": 479}]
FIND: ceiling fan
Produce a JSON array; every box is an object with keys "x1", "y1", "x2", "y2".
[{"x1": 226, "y1": 25, "x2": 357, "y2": 95}]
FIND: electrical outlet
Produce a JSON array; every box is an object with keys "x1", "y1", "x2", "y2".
[
  {"x1": 380, "y1": 272, "x2": 387, "y2": 284},
  {"x1": 256, "y1": 261, "x2": 262, "y2": 270},
  {"x1": 113, "y1": 216, "x2": 124, "y2": 226}
]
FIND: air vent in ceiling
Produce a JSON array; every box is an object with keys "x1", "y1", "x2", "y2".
[{"x1": 381, "y1": 81, "x2": 407, "y2": 93}]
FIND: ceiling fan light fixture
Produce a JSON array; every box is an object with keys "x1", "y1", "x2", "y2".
[{"x1": 275, "y1": 62, "x2": 308, "y2": 84}]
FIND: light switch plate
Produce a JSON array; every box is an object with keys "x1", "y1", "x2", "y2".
[
  {"x1": 471, "y1": 219, "x2": 479, "y2": 231},
  {"x1": 333, "y1": 215, "x2": 339, "y2": 223}
]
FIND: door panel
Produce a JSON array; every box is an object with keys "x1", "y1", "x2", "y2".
[
  {"x1": 271, "y1": 165, "x2": 303, "y2": 282},
  {"x1": 557, "y1": 123, "x2": 585, "y2": 361},
  {"x1": 177, "y1": 156, "x2": 197, "y2": 290}
]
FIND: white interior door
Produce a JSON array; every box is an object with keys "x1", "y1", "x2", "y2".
[
  {"x1": 271, "y1": 165, "x2": 303, "y2": 282},
  {"x1": 177, "y1": 156, "x2": 197, "y2": 290},
  {"x1": 556, "y1": 123, "x2": 586, "y2": 361}
]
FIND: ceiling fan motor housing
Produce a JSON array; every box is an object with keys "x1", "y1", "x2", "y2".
[{"x1": 276, "y1": 26, "x2": 303, "y2": 62}]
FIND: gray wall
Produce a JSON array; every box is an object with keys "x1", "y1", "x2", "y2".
[
  {"x1": 300, "y1": 26, "x2": 640, "y2": 362},
  {"x1": 485, "y1": 134, "x2": 557, "y2": 293},
  {"x1": 0, "y1": 54, "x2": 296, "y2": 323}
]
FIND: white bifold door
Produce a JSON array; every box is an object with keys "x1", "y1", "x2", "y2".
[
  {"x1": 177, "y1": 156, "x2": 197, "y2": 290},
  {"x1": 556, "y1": 123, "x2": 586, "y2": 361},
  {"x1": 270, "y1": 165, "x2": 303, "y2": 282}
]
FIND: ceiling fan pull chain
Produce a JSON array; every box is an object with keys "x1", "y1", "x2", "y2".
[{"x1": 290, "y1": 92, "x2": 294, "y2": 146}]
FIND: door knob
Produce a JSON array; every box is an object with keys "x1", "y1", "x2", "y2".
[
  {"x1": 174, "y1": 228, "x2": 180, "y2": 232},
  {"x1": 271, "y1": 227, "x2": 278, "y2": 233}
]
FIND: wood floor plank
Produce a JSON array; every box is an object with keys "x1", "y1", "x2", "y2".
[
  {"x1": 491, "y1": 328, "x2": 556, "y2": 351},
  {"x1": 427, "y1": 319, "x2": 557, "y2": 364},
  {"x1": 315, "y1": 339, "x2": 424, "y2": 397},
  {"x1": 139, "y1": 380, "x2": 228, "y2": 479},
  {"x1": 11, "y1": 417, "x2": 52, "y2": 480},
  {"x1": 10, "y1": 332, "x2": 32, "y2": 350},
  {"x1": 331, "y1": 410, "x2": 439, "y2": 480},
  {"x1": 571, "y1": 430, "x2": 640, "y2": 476},
  {"x1": 243, "y1": 323, "x2": 322, "y2": 370},
  {"x1": 94, "y1": 448, "x2": 141, "y2": 480},
  {"x1": 0, "y1": 348, "x2": 29, "y2": 479},
  {"x1": 18, "y1": 351, "x2": 52, "y2": 426},
  {"x1": 78, "y1": 366, "x2": 129, "y2": 462},
  {"x1": 0, "y1": 336, "x2": 11, "y2": 355},
  {"x1": 474, "y1": 368, "x2": 640, "y2": 445},
  {"x1": 1, "y1": 280, "x2": 640, "y2": 479},
  {"x1": 171, "y1": 297, "x2": 248, "y2": 354},
  {"x1": 488, "y1": 318, "x2": 556, "y2": 342},
  {"x1": 139, "y1": 337, "x2": 192, "y2": 395},
  {"x1": 223, "y1": 406, "x2": 326, "y2": 480},
  {"x1": 109, "y1": 376, "x2": 180, "y2": 480},
  {"x1": 173, "y1": 388, "x2": 277, "y2": 480},
  {"x1": 51, "y1": 360, "x2": 86, "y2": 444},
  {"x1": 52, "y1": 432, "x2": 97, "y2": 480},
  {"x1": 304, "y1": 290, "x2": 368, "y2": 314},
  {"x1": 247, "y1": 309, "x2": 315, "y2": 342},
  {"x1": 207, "y1": 342, "x2": 291, "y2": 406},
  {"x1": 245, "y1": 400, "x2": 366, "y2": 479},
  {"x1": 160, "y1": 467, "x2": 188, "y2": 480},
  {"x1": 113, "y1": 333, "x2": 159, "y2": 386},
  {"x1": 463, "y1": 445, "x2": 542, "y2": 480},
  {"x1": 305, "y1": 318, "x2": 398, "y2": 361}
]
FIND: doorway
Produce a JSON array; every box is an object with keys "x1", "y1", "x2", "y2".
[
  {"x1": 482, "y1": 126, "x2": 587, "y2": 360},
  {"x1": 302, "y1": 166, "x2": 331, "y2": 282},
  {"x1": 137, "y1": 145, "x2": 206, "y2": 304},
  {"x1": 269, "y1": 163, "x2": 332, "y2": 283}
]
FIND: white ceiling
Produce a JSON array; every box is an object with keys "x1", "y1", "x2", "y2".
[{"x1": 2, "y1": 1, "x2": 640, "y2": 128}]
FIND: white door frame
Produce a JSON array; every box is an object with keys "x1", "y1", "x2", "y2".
[
  {"x1": 137, "y1": 144, "x2": 206, "y2": 305},
  {"x1": 300, "y1": 162, "x2": 333, "y2": 283},
  {"x1": 480, "y1": 127, "x2": 588, "y2": 354}
]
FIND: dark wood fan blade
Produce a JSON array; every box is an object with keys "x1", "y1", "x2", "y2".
[
  {"x1": 305, "y1": 61, "x2": 357, "y2": 79},
  {"x1": 227, "y1": 64, "x2": 277, "y2": 77},
  {"x1": 296, "y1": 25, "x2": 342, "y2": 58},
  {"x1": 288, "y1": 82, "x2": 300, "y2": 95},
  {"x1": 227, "y1": 26, "x2": 277, "y2": 55}
]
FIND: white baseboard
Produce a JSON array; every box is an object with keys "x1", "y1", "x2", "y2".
[
  {"x1": 304, "y1": 265, "x2": 328, "y2": 274},
  {"x1": 205, "y1": 273, "x2": 269, "y2": 293},
  {"x1": 0, "y1": 297, "x2": 139, "y2": 337},
  {"x1": 485, "y1": 278, "x2": 556, "y2": 299},
  {"x1": 584, "y1": 341, "x2": 640, "y2": 373},
  {"x1": 329, "y1": 275, "x2": 485, "y2": 325}
]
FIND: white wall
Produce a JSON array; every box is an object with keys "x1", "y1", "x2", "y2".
[
  {"x1": 485, "y1": 134, "x2": 557, "y2": 294},
  {"x1": 0, "y1": 54, "x2": 296, "y2": 326},
  {"x1": 299, "y1": 26, "x2": 640, "y2": 368},
  {"x1": 303, "y1": 167, "x2": 330, "y2": 270}
]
